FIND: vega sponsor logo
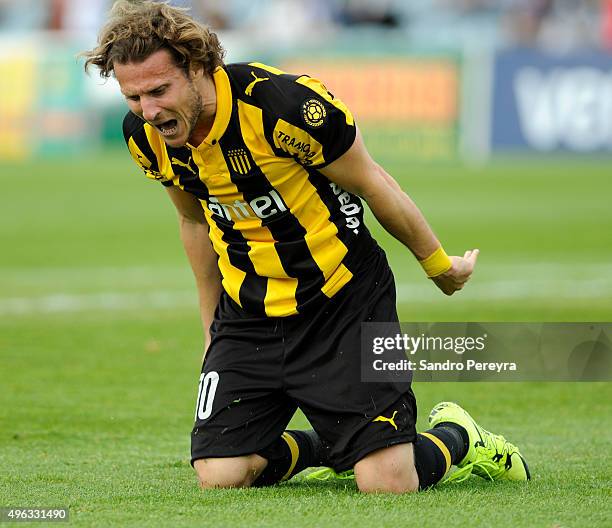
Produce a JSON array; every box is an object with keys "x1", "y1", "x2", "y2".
[
  {"x1": 514, "y1": 66, "x2": 612, "y2": 151},
  {"x1": 207, "y1": 190, "x2": 288, "y2": 222},
  {"x1": 330, "y1": 182, "x2": 361, "y2": 234}
]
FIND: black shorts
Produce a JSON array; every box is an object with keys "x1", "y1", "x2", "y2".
[{"x1": 191, "y1": 247, "x2": 417, "y2": 472}]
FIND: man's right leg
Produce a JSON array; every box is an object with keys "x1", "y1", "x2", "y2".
[
  {"x1": 194, "y1": 454, "x2": 268, "y2": 489},
  {"x1": 428, "y1": 401, "x2": 531, "y2": 482},
  {"x1": 194, "y1": 429, "x2": 323, "y2": 489},
  {"x1": 191, "y1": 294, "x2": 324, "y2": 489}
]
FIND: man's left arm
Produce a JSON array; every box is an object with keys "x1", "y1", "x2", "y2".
[{"x1": 319, "y1": 129, "x2": 478, "y2": 295}]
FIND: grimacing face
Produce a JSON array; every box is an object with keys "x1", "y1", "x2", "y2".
[{"x1": 115, "y1": 49, "x2": 205, "y2": 148}]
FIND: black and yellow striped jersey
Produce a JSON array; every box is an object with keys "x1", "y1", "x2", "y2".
[{"x1": 123, "y1": 62, "x2": 378, "y2": 317}]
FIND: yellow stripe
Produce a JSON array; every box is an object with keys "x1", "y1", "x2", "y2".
[
  {"x1": 237, "y1": 155, "x2": 248, "y2": 174},
  {"x1": 295, "y1": 75, "x2": 354, "y2": 126},
  {"x1": 420, "y1": 432, "x2": 452, "y2": 475},
  {"x1": 127, "y1": 137, "x2": 152, "y2": 169},
  {"x1": 248, "y1": 62, "x2": 287, "y2": 76},
  {"x1": 320, "y1": 263, "x2": 353, "y2": 298},
  {"x1": 240, "y1": 155, "x2": 251, "y2": 173},
  {"x1": 263, "y1": 284, "x2": 299, "y2": 316},
  {"x1": 192, "y1": 138, "x2": 292, "y2": 314},
  {"x1": 190, "y1": 147, "x2": 250, "y2": 301},
  {"x1": 247, "y1": 62, "x2": 354, "y2": 129},
  {"x1": 201, "y1": 67, "x2": 233, "y2": 146},
  {"x1": 189, "y1": 145, "x2": 250, "y2": 305},
  {"x1": 238, "y1": 100, "x2": 350, "y2": 287},
  {"x1": 237, "y1": 100, "x2": 309, "y2": 315},
  {"x1": 151, "y1": 144, "x2": 239, "y2": 308},
  {"x1": 203, "y1": 208, "x2": 247, "y2": 306},
  {"x1": 143, "y1": 123, "x2": 173, "y2": 175},
  {"x1": 280, "y1": 432, "x2": 300, "y2": 481},
  {"x1": 273, "y1": 118, "x2": 326, "y2": 166}
]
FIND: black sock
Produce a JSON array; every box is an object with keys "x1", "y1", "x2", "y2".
[
  {"x1": 435, "y1": 422, "x2": 469, "y2": 462},
  {"x1": 252, "y1": 429, "x2": 322, "y2": 487},
  {"x1": 413, "y1": 426, "x2": 468, "y2": 490}
]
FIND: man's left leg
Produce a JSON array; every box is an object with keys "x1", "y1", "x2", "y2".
[
  {"x1": 354, "y1": 423, "x2": 467, "y2": 493},
  {"x1": 331, "y1": 402, "x2": 530, "y2": 493}
]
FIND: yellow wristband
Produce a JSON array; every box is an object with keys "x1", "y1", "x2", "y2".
[{"x1": 419, "y1": 247, "x2": 452, "y2": 278}]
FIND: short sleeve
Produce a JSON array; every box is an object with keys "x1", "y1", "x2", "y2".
[
  {"x1": 239, "y1": 63, "x2": 357, "y2": 169},
  {"x1": 122, "y1": 112, "x2": 173, "y2": 186},
  {"x1": 292, "y1": 75, "x2": 356, "y2": 167}
]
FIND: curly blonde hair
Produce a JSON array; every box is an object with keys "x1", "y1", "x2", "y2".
[{"x1": 82, "y1": 0, "x2": 225, "y2": 78}]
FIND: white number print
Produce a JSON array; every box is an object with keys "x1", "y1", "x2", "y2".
[{"x1": 195, "y1": 371, "x2": 220, "y2": 421}]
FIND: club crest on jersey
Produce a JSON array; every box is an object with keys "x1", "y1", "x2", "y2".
[
  {"x1": 227, "y1": 149, "x2": 252, "y2": 175},
  {"x1": 301, "y1": 98, "x2": 327, "y2": 128}
]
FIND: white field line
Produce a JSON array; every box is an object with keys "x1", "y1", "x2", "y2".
[
  {"x1": 397, "y1": 278, "x2": 612, "y2": 301},
  {"x1": 0, "y1": 278, "x2": 611, "y2": 316},
  {"x1": 0, "y1": 291, "x2": 197, "y2": 316},
  {"x1": 2, "y1": 262, "x2": 611, "y2": 278}
]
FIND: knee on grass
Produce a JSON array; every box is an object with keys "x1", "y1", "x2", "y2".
[
  {"x1": 194, "y1": 455, "x2": 266, "y2": 489},
  {"x1": 354, "y1": 444, "x2": 420, "y2": 494}
]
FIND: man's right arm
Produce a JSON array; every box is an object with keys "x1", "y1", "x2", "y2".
[{"x1": 166, "y1": 187, "x2": 223, "y2": 356}]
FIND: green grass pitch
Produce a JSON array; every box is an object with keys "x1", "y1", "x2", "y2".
[{"x1": 1, "y1": 150, "x2": 611, "y2": 527}]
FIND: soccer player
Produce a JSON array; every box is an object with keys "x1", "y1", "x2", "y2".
[{"x1": 83, "y1": 1, "x2": 530, "y2": 493}]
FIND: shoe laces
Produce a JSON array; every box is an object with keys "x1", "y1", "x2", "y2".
[
  {"x1": 446, "y1": 436, "x2": 516, "y2": 483},
  {"x1": 443, "y1": 459, "x2": 501, "y2": 483},
  {"x1": 305, "y1": 468, "x2": 355, "y2": 481}
]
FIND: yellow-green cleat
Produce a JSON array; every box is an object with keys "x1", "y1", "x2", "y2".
[
  {"x1": 428, "y1": 401, "x2": 531, "y2": 483},
  {"x1": 305, "y1": 467, "x2": 355, "y2": 481}
]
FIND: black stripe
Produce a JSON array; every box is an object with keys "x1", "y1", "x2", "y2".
[
  {"x1": 122, "y1": 112, "x2": 142, "y2": 143},
  {"x1": 219, "y1": 108, "x2": 325, "y2": 312},
  {"x1": 306, "y1": 168, "x2": 353, "y2": 249},
  {"x1": 236, "y1": 156, "x2": 248, "y2": 174},
  {"x1": 165, "y1": 144, "x2": 267, "y2": 315},
  {"x1": 261, "y1": 108, "x2": 292, "y2": 161},
  {"x1": 128, "y1": 121, "x2": 160, "y2": 173},
  {"x1": 226, "y1": 63, "x2": 355, "y2": 166},
  {"x1": 306, "y1": 167, "x2": 376, "y2": 274},
  {"x1": 165, "y1": 146, "x2": 208, "y2": 200},
  {"x1": 225, "y1": 65, "x2": 282, "y2": 157}
]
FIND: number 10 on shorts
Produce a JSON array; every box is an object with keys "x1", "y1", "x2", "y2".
[{"x1": 195, "y1": 371, "x2": 219, "y2": 421}]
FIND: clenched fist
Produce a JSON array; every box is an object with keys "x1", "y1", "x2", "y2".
[{"x1": 431, "y1": 249, "x2": 479, "y2": 296}]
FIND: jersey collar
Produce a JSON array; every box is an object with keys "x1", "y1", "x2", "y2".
[{"x1": 190, "y1": 66, "x2": 232, "y2": 149}]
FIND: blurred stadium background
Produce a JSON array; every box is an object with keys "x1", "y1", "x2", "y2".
[
  {"x1": 2, "y1": 0, "x2": 611, "y2": 318},
  {"x1": 3, "y1": 0, "x2": 612, "y2": 162},
  {"x1": 1, "y1": 1, "x2": 611, "y2": 526}
]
